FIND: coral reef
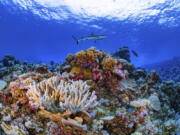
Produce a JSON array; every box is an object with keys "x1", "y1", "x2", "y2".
[
  {"x1": 158, "y1": 81, "x2": 180, "y2": 112},
  {"x1": 145, "y1": 56, "x2": 180, "y2": 82},
  {"x1": 63, "y1": 47, "x2": 128, "y2": 97},
  {"x1": 0, "y1": 48, "x2": 179, "y2": 135}
]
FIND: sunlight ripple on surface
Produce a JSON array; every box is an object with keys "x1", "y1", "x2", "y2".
[{"x1": 0, "y1": 0, "x2": 179, "y2": 26}]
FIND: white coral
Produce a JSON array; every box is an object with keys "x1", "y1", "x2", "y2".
[
  {"x1": 26, "y1": 76, "x2": 98, "y2": 113},
  {"x1": 1, "y1": 122, "x2": 29, "y2": 135},
  {"x1": 130, "y1": 99, "x2": 150, "y2": 108}
]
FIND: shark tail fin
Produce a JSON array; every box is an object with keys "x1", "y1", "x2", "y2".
[{"x1": 72, "y1": 35, "x2": 79, "y2": 44}]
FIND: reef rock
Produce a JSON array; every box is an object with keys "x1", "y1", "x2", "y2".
[
  {"x1": 112, "y1": 46, "x2": 131, "y2": 62},
  {"x1": 150, "y1": 71, "x2": 160, "y2": 82},
  {"x1": 160, "y1": 81, "x2": 180, "y2": 112},
  {"x1": 0, "y1": 80, "x2": 7, "y2": 91},
  {"x1": 148, "y1": 94, "x2": 161, "y2": 111},
  {"x1": 136, "y1": 121, "x2": 158, "y2": 135},
  {"x1": 131, "y1": 132, "x2": 142, "y2": 135},
  {"x1": 133, "y1": 68, "x2": 147, "y2": 80},
  {"x1": 145, "y1": 56, "x2": 180, "y2": 82},
  {"x1": 2, "y1": 55, "x2": 19, "y2": 67}
]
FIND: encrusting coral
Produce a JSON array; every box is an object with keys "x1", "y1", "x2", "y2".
[{"x1": 130, "y1": 99, "x2": 151, "y2": 108}]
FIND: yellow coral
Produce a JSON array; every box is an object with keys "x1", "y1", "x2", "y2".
[
  {"x1": 83, "y1": 68, "x2": 92, "y2": 80},
  {"x1": 102, "y1": 57, "x2": 117, "y2": 71},
  {"x1": 86, "y1": 49, "x2": 95, "y2": 59},
  {"x1": 9, "y1": 77, "x2": 35, "y2": 103},
  {"x1": 70, "y1": 66, "x2": 82, "y2": 76},
  {"x1": 11, "y1": 88, "x2": 27, "y2": 103},
  {"x1": 75, "y1": 51, "x2": 86, "y2": 60},
  {"x1": 76, "y1": 49, "x2": 95, "y2": 60},
  {"x1": 70, "y1": 66, "x2": 92, "y2": 80},
  {"x1": 38, "y1": 110, "x2": 71, "y2": 120},
  {"x1": 74, "y1": 48, "x2": 105, "y2": 67},
  {"x1": 38, "y1": 110, "x2": 86, "y2": 129}
]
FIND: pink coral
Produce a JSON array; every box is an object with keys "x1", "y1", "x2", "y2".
[{"x1": 92, "y1": 69, "x2": 102, "y2": 81}]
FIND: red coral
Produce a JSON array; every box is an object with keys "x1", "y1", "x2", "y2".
[
  {"x1": 2, "y1": 92, "x2": 13, "y2": 104},
  {"x1": 92, "y1": 68, "x2": 102, "y2": 81}
]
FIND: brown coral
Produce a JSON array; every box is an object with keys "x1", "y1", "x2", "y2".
[
  {"x1": 104, "y1": 114, "x2": 134, "y2": 135},
  {"x1": 131, "y1": 107, "x2": 148, "y2": 127},
  {"x1": 102, "y1": 57, "x2": 117, "y2": 71},
  {"x1": 70, "y1": 66, "x2": 92, "y2": 80},
  {"x1": 71, "y1": 47, "x2": 105, "y2": 69}
]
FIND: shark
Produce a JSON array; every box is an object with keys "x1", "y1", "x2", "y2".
[{"x1": 72, "y1": 33, "x2": 107, "y2": 44}]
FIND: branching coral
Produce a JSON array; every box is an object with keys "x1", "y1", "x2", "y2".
[
  {"x1": 26, "y1": 76, "x2": 98, "y2": 114},
  {"x1": 6, "y1": 72, "x2": 56, "y2": 105}
]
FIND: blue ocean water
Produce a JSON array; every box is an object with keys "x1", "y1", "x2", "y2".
[{"x1": 0, "y1": 0, "x2": 180, "y2": 66}]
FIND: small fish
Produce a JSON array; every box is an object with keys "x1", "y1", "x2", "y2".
[
  {"x1": 131, "y1": 50, "x2": 138, "y2": 57},
  {"x1": 72, "y1": 33, "x2": 107, "y2": 44}
]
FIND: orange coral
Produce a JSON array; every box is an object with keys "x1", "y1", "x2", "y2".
[
  {"x1": 9, "y1": 79, "x2": 31, "y2": 103},
  {"x1": 11, "y1": 87, "x2": 27, "y2": 103},
  {"x1": 70, "y1": 67, "x2": 92, "y2": 80},
  {"x1": 76, "y1": 49, "x2": 95, "y2": 60},
  {"x1": 73, "y1": 48, "x2": 106, "y2": 68},
  {"x1": 70, "y1": 67, "x2": 82, "y2": 76},
  {"x1": 83, "y1": 68, "x2": 92, "y2": 80},
  {"x1": 75, "y1": 50, "x2": 96, "y2": 67},
  {"x1": 38, "y1": 110, "x2": 71, "y2": 120},
  {"x1": 8, "y1": 72, "x2": 55, "y2": 104},
  {"x1": 102, "y1": 57, "x2": 117, "y2": 71}
]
